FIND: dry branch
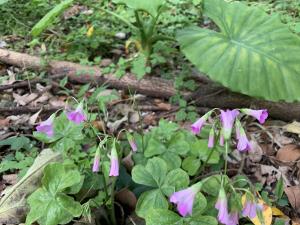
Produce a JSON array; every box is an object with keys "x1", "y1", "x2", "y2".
[{"x1": 1, "y1": 49, "x2": 300, "y2": 121}]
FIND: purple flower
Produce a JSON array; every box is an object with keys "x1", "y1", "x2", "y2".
[
  {"x1": 92, "y1": 148, "x2": 101, "y2": 172},
  {"x1": 66, "y1": 102, "x2": 86, "y2": 124},
  {"x1": 191, "y1": 111, "x2": 212, "y2": 135},
  {"x1": 227, "y1": 212, "x2": 239, "y2": 225},
  {"x1": 208, "y1": 128, "x2": 215, "y2": 148},
  {"x1": 109, "y1": 142, "x2": 119, "y2": 177},
  {"x1": 170, "y1": 183, "x2": 202, "y2": 217},
  {"x1": 36, "y1": 114, "x2": 55, "y2": 137},
  {"x1": 237, "y1": 133, "x2": 252, "y2": 152},
  {"x1": 127, "y1": 133, "x2": 137, "y2": 152},
  {"x1": 242, "y1": 201, "x2": 257, "y2": 219},
  {"x1": 241, "y1": 109, "x2": 268, "y2": 124},
  {"x1": 215, "y1": 187, "x2": 229, "y2": 224},
  {"x1": 220, "y1": 109, "x2": 239, "y2": 140},
  {"x1": 236, "y1": 121, "x2": 252, "y2": 152}
]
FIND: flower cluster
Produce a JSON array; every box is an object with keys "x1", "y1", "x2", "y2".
[
  {"x1": 35, "y1": 101, "x2": 86, "y2": 138},
  {"x1": 215, "y1": 187, "x2": 260, "y2": 225},
  {"x1": 191, "y1": 109, "x2": 268, "y2": 152},
  {"x1": 170, "y1": 184, "x2": 260, "y2": 225},
  {"x1": 169, "y1": 108, "x2": 268, "y2": 224}
]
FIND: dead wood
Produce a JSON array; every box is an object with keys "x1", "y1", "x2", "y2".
[{"x1": 1, "y1": 49, "x2": 300, "y2": 121}]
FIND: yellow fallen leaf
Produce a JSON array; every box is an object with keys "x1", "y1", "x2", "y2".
[
  {"x1": 125, "y1": 39, "x2": 141, "y2": 54},
  {"x1": 271, "y1": 207, "x2": 285, "y2": 217},
  {"x1": 86, "y1": 26, "x2": 94, "y2": 37},
  {"x1": 242, "y1": 195, "x2": 272, "y2": 225},
  {"x1": 284, "y1": 121, "x2": 300, "y2": 135}
]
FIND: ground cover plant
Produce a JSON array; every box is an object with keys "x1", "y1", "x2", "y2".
[{"x1": 1, "y1": 0, "x2": 300, "y2": 225}]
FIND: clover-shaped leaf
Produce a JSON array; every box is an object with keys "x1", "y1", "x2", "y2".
[
  {"x1": 132, "y1": 158, "x2": 190, "y2": 218},
  {"x1": 25, "y1": 163, "x2": 82, "y2": 225}
]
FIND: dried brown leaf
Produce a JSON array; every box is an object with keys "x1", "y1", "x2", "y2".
[
  {"x1": 285, "y1": 186, "x2": 300, "y2": 213},
  {"x1": 276, "y1": 145, "x2": 300, "y2": 164}
]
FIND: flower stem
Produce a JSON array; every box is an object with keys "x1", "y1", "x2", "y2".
[
  {"x1": 109, "y1": 177, "x2": 117, "y2": 225},
  {"x1": 224, "y1": 141, "x2": 229, "y2": 175},
  {"x1": 191, "y1": 147, "x2": 216, "y2": 184}
]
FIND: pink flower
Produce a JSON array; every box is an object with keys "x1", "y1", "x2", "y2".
[
  {"x1": 220, "y1": 109, "x2": 239, "y2": 140},
  {"x1": 208, "y1": 128, "x2": 215, "y2": 148},
  {"x1": 36, "y1": 114, "x2": 55, "y2": 137},
  {"x1": 127, "y1": 133, "x2": 137, "y2": 152},
  {"x1": 66, "y1": 102, "x2": 86, "y2": 124},
  {"x1": 237, "y1": 133, "x2": 252, "y2": 152},
  {"x1": 92, "y1": 148, "x2": 101, "y2": 172},
  {"x1": 215, "y1": 187, "x2": 229, "y2": 224},
  {"x1": 170, "y1": 182, "x2": 202, "y2": 217},
  {"x1": 227, "y1": 212, "x2": 239, "y2": 225},
  {"x1": 241, "y1": 109, "x2": 268, "y2": 124},
  {"x1": 191, "y1": 111, "x2": 212, "y2": 135},
  {"x1": 236, "y1": 121, "x2": 252, "y2": 152},
  {"x1": 242, "y1": 201, "x2": 257, "y2": 219},
  {"x1": 109, "y1": 142, "x2": 119, "y2": 177}
]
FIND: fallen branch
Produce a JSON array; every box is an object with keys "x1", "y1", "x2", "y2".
[
  {"x1": 1, "y1": 49, "x2": 300, "y2": 121},
  {"x1": 0, "y1": 74, "x2": 65, "y2": 91},
  {"x1": 0, "y1": 104, "x2": 172, "y2": 115}
]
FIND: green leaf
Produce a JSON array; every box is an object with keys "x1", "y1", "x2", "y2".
[
  {"x1": 192, "y1": 192, "x2": 208, "y2": 216},
  {"x1": 26, "y1": 191, "x2": 81, "y2": 225},
  {"x1": 186, "y1": 215, "x2": 218, "y2": 225},
  {"x1": 42, "y1": 163, "x2": 81, "y2": 194},
  {"x1": 190, "y1": 140, "x2": 220, "y2": 164},
  {"x1": 131, "y1": 54, "x2": 151, "y2": 79},
  {"x1": 145, "y1": 209, "x2": 182, "y2": 225},
  {"x1": 25, "y1": 162, "x2": 82, "y2": 225},
  {"x1": 0, "y1": 0, "x2": 9, "y2": 5},
  {"x1": 113, "y1": 0, "x2": 164, "y2": 17},
  {"x1": 161, "y1": 168, "x2": 189, "y2": 196},
  {"x1": 167, "y1": 132, "x2": 190, "y2": 155},
  {"x1": 136, "y1": 189, "x2": 169, "y2": 218},
  {"x1": 182, "y1": 156, "x2": 201, "y2": 176},
  {"x1": 177, "y1": 0, "x2": 300, "y2": 102},
  {"x1": 202, "y1": 175, "x2": 229, "y2": 196},
  {"x1": 275, "y1": 176, "x2": 284, "y2": 200},
  {"x1": 0, "y1": 149, "x2": 62, "y2": 224},
  {"x1": 0, "y1": 136, "x2": 31, "y2": 150},
  {"x1": 144, "y1": 136, "x2": 167, "y2": 157},
  {"x1": 161, "y1": 152, "x2": 181, "y2": 170},
  {"x1": 132, "y1": 157, "x2": 168, "y2": 187},
  {"x1": 31, "y1": 0, "x2": 74, "y2": 37}
]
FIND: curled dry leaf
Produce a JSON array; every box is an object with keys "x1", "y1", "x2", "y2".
[
  {"x1": 0, "y1": 149, "x2": 62, "y2": 224},
  {"x1": 155, "y1": 102, "x2": 172, "y2": 111},
  {"x1": 284, "y1": 186, "x2": 300, "y2": 214},
  {"x1": 276, "y1": 145, "x2": 300, "y2": 165},
  {"x1": 248, "y1": 139, "x2": 263, "y2": 162},
  {"x1": 284, "y1": 121, "x2": 300, "y2": 136},
  {"x1": 28, "y1": 109, "x2": 42, "y2": 125},
  {"x1": 13, "y1": 93, "x2": 38, "y2": 106}
]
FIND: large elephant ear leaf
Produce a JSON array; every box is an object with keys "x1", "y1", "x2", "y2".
[
  {"x1": 113, "y1": 0, "x2": 164, "y2": 17},
  {"x1": 177, "y1": 0, "x2": 300, "y2": 102}
]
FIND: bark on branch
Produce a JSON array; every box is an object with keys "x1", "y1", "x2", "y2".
[{"x1": 0, "y1": 49, "x2": 299, "y2": 121}]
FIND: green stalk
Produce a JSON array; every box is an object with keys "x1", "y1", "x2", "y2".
[
  {"x1": 109, "y1": 177, "x2": 117, "y2": 225},
  {"x1": 191, "y1": 146, "x2": 216, "y2": 184},
  {"x1": 224, "y1": 141, "x2": 229, "y2": 175}
]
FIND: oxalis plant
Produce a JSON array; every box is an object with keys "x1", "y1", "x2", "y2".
[
  {"x1": 129, "y1": 108, "x2": 269, "y2": 225},
  {"x1": 25, "y1": 100, "x2": 269, "y2": 225}
]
